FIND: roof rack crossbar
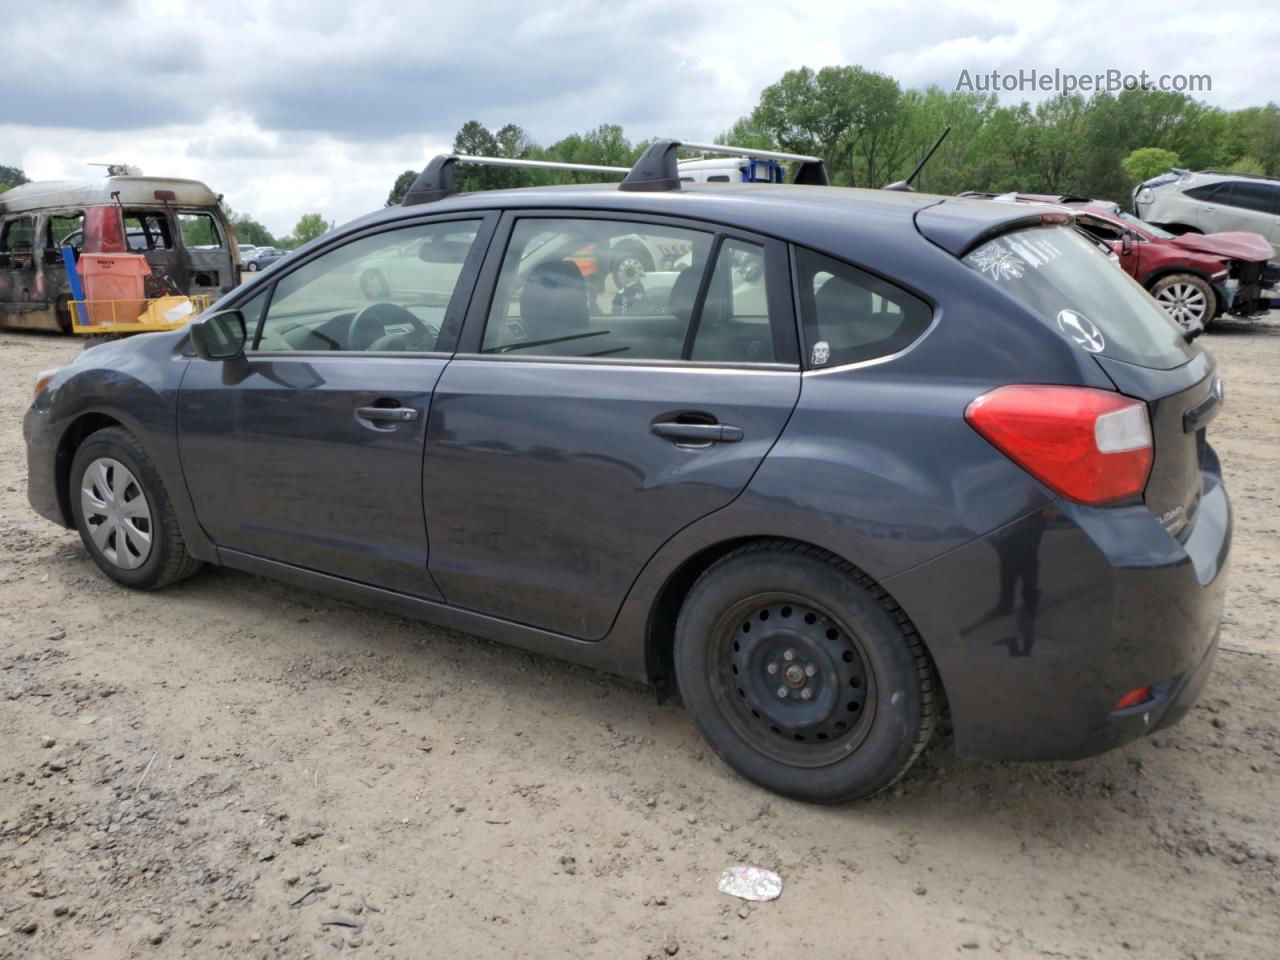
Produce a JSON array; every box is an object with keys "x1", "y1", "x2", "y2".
[
  {"x1": 621, "y1": 139, "x2": 829, "y2": 192},
  {"x1": 402, "y1": 154, "x2": 632, "y2": 206},
  {"x1": 404, "y1": 139, "x2": 832, "y2": 204},
  {"x1": 449, "y1": 155, "x2": 631, "y2": 175},
  {"x1": 673, "y1": 140, "x2": 822, "y2": 164}
]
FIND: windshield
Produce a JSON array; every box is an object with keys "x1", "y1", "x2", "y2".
[
  {"x1": 963, "y1": 226, "x2": 1195, "y2": 370},
  {"x1": 1117, "y1": 211, "x2": 1173, "y2": 239}
]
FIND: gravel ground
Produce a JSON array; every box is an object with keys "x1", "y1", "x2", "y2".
[{"x1": 1, "y1": 316, "x2": 1278, "y2": 959}]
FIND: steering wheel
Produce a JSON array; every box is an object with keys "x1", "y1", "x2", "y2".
[{"x1": 347, "y1": 302, "x2": 435, "y2": 351}]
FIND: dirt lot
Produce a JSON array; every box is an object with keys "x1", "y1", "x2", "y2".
[{"x1": 2, "y1": 317, "x2": 1278, "y2": 960}]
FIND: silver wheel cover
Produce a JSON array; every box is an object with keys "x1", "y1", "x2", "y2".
[{"x1": 80, "y1": 458, "x2": 154, "y2": 570}]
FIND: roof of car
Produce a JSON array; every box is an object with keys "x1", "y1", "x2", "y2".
[
  {"x1": 0, "y1": 176, "x2": 221, "y2": 213},
  {"x1": 331, "y1": 182, "x2": 1051, "y2": 265}
]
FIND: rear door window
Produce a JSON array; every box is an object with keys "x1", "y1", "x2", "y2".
[
  {"x1": 690, "y1": 239, "x2": 774, "y2": 362},
  {"x1": 178, "y1": 212, "x2": 224, "y2": 248},
  {"x1": 963, "y1": 225, "x2": 1194, "y2": 369},
  {"x1": 481, "y1": 218, "x2": 714, "y2": 361},
  {"x1": 1225, "y1": 181, "x2": 1278, "y2": 215},
  {"x1": 794, "y1": 247, "x2": 932, "y2": 368},
  {"x1": 123, "y1": 211, "x2": 173, "y2": 251}
]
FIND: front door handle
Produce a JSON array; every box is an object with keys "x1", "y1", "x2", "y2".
[
  {"x1": 651, "y1": 422, "x2": 743, "y2": 444},
  {"x1": 356, "y1": 404, "x2": 419, "y2": 423}
]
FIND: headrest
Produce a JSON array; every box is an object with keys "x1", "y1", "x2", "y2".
[{"x1": 520, "y1": 260, "x2": 588, "y2": 338}]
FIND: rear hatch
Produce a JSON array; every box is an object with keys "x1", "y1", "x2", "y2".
[{"x1": 960, "y1": 224, "x2": 1216, "y2": 536}]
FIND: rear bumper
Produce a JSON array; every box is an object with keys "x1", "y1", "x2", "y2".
[{"x1": 885, "y1": 465, "x2": 1230, "y2": 761}]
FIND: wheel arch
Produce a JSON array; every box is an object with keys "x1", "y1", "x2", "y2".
[
  {"x1": 644, "y1": 535, "x2": 943, "y2": 707},
  {"x1": 54, "y1": 411, "x2": 128, "y2": 526}
]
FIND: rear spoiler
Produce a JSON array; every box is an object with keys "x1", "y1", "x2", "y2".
[{"x1": 915, "y1": 201, "x2": 1073, "y2": 257}]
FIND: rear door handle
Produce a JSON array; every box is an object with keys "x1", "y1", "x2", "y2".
[
  {"x1": 356, "y1": 404, "x2": 419, "y2": 423},
  {"x1": 651, "y1": 422, "x2": 743, "y2": 444}
]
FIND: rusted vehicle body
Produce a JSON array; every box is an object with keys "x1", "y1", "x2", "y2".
[{"x1": 0, "y1": 175, "x2": 240, "y2": 332}]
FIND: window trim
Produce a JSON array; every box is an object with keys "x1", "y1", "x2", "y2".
[
  {"x1": 789, "y1": 243, "x2": 939, "y2": 373},
  {"x1": 455, "y1": 208, "x2": 799, "y2": 368},
  {"x1": 221, "y1": 211, "x2": 499, "y2": 358}
]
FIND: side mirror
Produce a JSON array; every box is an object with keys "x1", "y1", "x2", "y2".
[
  {"x1": 1120, "y1": 232, "x2": 1133, "y2": 256},
  {"x1": 190, "y1": 309, "x2": 247, "y2": 361}
]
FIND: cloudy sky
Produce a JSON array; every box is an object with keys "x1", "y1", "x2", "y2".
[{"x1": 2, "y1": 0, "x2": 1275, "y2": 235}]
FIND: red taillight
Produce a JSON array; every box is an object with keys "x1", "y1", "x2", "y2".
[
  {"x1": 1114, "y1": 686, "x2": 1153, "y2": 711},
  {"x1": 965, "y1": 385, "x2": 1153, "y2": 505}
]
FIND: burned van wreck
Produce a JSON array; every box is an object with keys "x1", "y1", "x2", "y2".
[{"x1": 0, "y1": 172, "x2": 239, "y2": 332}]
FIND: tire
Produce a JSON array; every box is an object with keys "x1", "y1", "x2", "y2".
[
  {"x1": 674, "y1": 541, "x2": 938, "y2": 803},
  {"x1": 610, "y1": 242, "x2": 654, "y2": 288},
  {"x1": 69, "y1": 427, "x2": 203, "y2": 590},
  {"x1": 246, "y1": 262, "x2": 259, "y2": 272},
  {"x1": 1149, "y1": 273, "x2": 1217, "y2": 332}
]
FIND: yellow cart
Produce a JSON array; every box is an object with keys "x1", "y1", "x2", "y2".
[{"x1": 70, "y1": 295, "x2": 212, "y2": 336}]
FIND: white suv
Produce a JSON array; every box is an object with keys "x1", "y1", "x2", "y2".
[{"x1": 1134, "y1": 171, "x2": 1280, "y2": 260}]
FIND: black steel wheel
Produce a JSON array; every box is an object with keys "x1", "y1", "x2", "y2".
[
  {"x1": 714, "y1": 595, "x2": 875, "y2": 767},
  {"x1": 675, "y1": 541, "x2": 939, "y2": 803}
]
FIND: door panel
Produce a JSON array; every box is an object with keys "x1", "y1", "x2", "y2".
[
  {"x1": 178, "y1": 356, "x2": 447, "y2": 597},
  {"x1": 423, "y1": 360, "x2": 799, "y2": 638},
  {"x1": 176, "y1": 214, "x2": 494, "y2": 596}
]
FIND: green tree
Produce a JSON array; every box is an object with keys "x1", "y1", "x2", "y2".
[
  {"x1": 0, "y1": 164, "x2": 28, "y2": 189},
  {"x1": 291, "y1": 213, "x2": 333, "y2": 247},
  {"x1": 387, "y1": 169, "x2": 418, "y2": 206},
  {"x1": 1225, "y1": 155, "x2": 1266, "y2": 175},
  {"x1": 231, "y1": 216, "x2": 277, "y2": 247},
  {"x1": 1121, "y1": 147, "x2": 1182, "y2": 184}
]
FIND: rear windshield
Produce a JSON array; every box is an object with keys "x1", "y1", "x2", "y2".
[{"x1": 963, "y1": 225, "x2": 1194, "y2": 370}]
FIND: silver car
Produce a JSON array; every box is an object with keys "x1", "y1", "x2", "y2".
[{"x1": 1134, "y1": 171, "x2": 1280, "y2": 260}]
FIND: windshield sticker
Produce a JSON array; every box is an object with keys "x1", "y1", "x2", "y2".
[
  {"x1": 811, "y1": 340, "x2": 830, "y2": 366},
  {"x1": 969, "y1": 241, "x2": 1025, "y2": 281},
  {"x1": 1057, "y1": 309, "x2": 1105, "y2": 353}
]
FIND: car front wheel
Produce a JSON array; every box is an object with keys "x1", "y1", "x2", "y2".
[
  {"x1": 1150, "y1": 273, "x2": 1216, "y2": 332},
  {"x1": 70, "y1": 427, "x2": 203, "y2": 590},
  {"x1": 674, "y1": 541, "x2": 939, "y2": 803}
]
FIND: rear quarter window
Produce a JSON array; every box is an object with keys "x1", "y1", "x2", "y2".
[
  {"x1": 963, "y1": 226, "x2": 1194, "y2": 370},
  {"x1": 794, "y1": 247, "x2": 932, "y2": 368}
]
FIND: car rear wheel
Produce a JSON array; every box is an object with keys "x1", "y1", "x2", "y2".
[
  {"x1": 70, "y1": 427, "x2": 203, "y2": 590},
  {"x1": 610, "y1": 242, "x2": 654, "y2": 289},
  {"x1": 246, "y1": 262, "x2": 259, "y2": 272},
  {"x1": 1150, "y1": 273, "x2": 1216, "y2": 332},
  {"x1": 674, "y1": 541, "x2": 939, "y2": 803}
]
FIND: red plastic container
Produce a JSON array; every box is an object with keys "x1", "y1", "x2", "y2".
[{"x1": 77, "y1": 253, "x2": 151, "y2": 326}]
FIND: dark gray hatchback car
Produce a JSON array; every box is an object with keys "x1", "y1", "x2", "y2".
[{"x1": 24, "y1": 142, "x2": 1231, "y2": 802}]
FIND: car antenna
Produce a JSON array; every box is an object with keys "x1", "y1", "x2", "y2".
[{"x1": 883, "y1": 127, "x2": 951, "y2": 192}]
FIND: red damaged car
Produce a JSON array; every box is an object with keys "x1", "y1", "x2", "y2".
[{"x1": 965, "y1": 193, "x2": 1275, "y2": 332}]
